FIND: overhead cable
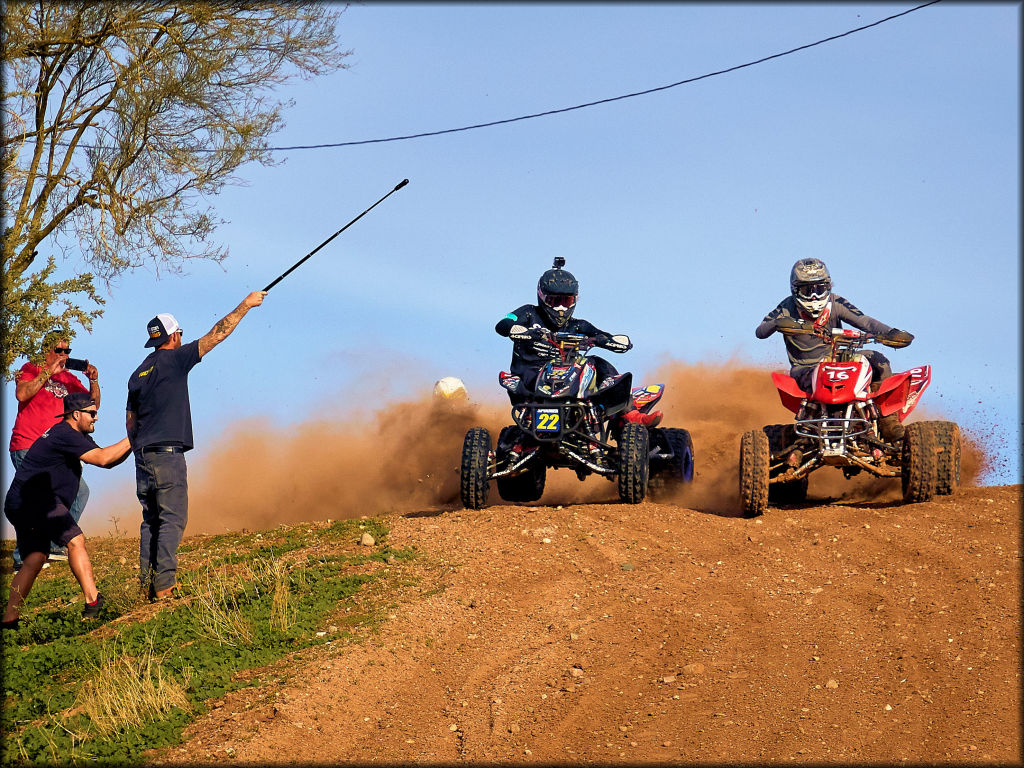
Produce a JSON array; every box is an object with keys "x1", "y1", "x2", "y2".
[
  {"x1": 265, "y1": 1, "x2": 941, "y2": 151},
  {"x1": 58, "y1": 1, "x2": 941, "y2": 153}
]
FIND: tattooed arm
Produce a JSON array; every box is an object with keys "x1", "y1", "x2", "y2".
[{"x1": 197, "y1": 291, "x2": 267, "y2": 358}]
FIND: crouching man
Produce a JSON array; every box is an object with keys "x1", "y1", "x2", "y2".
[{"x1": 2, "y1": 393, "x2": 132, "y2": 630}]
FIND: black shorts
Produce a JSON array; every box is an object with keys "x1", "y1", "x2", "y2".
[{"x1": 4, "y1": 502, "x2": 83, "y2": 556}]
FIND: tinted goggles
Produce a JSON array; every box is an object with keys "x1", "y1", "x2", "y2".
[
  {"x1": 795, "y1": 282, "x2": 830, "y2": 300},
  {"x1": 541, "y1": 291, "x2": 577, "y2": 310}
]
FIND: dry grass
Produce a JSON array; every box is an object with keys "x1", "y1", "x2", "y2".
[
  {"x1": 183, "y1": 553, "x2": 305, "y2": 643},
  {"x1": 183, "y1": 565, "x2": 255, "y2": 647},
  {"x1": 77, "y1": 639, "x2": 193, "y2": 736}
]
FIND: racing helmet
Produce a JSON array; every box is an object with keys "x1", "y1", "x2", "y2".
[
  {"x1": 537, "y1": 257, "x2": 578, "y2": 329},
  {"x1": 790, "y1": 258, "x2": 832, "y2": 318}
]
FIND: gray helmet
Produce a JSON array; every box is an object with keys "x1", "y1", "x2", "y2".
[
  {"x1": 537, "y1": 257, "x2": 578, "y2": 329},
  {"x1": 790, "y1": 258, "x2": 832, "y2": 317}
]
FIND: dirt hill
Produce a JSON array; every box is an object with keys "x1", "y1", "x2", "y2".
[{"x1": 153, "y1": 482, "x2": 1020, "y2": 764}]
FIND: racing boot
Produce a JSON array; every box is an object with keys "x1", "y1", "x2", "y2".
[
  {"x1": 869, "y1": 377, "x2": 905, "y2": 442},
  {"x1": 623, "y1": 408, "x2": 663, "y2": 428},
  {"x1": 877, "y1": 413, "x2": 905, "y2": 442}
]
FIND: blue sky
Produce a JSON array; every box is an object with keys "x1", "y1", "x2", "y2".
[{"x1": 3, "y1": 2, "x2": 1020, "y2": 509}]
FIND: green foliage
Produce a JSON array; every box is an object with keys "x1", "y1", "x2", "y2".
[
  {"x1": 0, "y1": 252, "x2": 106, "y2": 372},
  {"x1": 1, "y1": 2, "x2": 350, "y2": 378},
  {"x1": 1, "y1": 518, "x2": 414, "y2": 765}
]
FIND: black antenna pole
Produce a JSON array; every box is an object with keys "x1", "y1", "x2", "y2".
[{"x1": 263, "y1": 179, "x2": 409, "y2": 292}]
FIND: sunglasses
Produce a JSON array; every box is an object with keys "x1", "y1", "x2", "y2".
[
  {"x1": 77, "y1": 410, "x2": 98, "y2": 418},
  {"x1": 54, "y1": 347, "x2": 72, "y2": 354}
]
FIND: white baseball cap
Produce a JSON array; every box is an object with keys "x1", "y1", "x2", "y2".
[{"x1": 144, "y1": 313, "x2": 181, "y2": 348}]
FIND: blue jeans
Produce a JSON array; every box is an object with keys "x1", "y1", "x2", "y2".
[
  {"x1": 136, "y1": 451, "x2": 188, "y2": 594},
  {"x1": 10, "y1": 449, "x2": 89, "y2": 567}
]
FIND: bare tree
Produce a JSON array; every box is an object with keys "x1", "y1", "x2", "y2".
[{"x1": 1, "y1": 1, "x2": 350, "y2": 375}]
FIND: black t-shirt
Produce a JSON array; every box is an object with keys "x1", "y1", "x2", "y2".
[
  {"x1": 5, "y1": 421, "x2": 99, "y2": 513},
  {"x1": 126, "y1": 340, "x2": 202, "y2": 451}
]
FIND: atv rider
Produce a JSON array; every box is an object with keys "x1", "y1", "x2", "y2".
[
  {"x1": 495, "y1": 259, "x2": 661, "y2": 427},
  {"x1": 755, "y1": 258, "x2": 914, "y2": 441}
]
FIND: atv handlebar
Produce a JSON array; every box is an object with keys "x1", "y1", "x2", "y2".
[
  {"x1": 552, "y1": 331, "x2": 632, "y2": 353},
  {"x1": 774, "y1": 317, "x2": 909, "y2": 348}
]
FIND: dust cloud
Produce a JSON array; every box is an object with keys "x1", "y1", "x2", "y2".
[
  {"x1": 184, "y1": 396, "x2": 508, "y2": 534},
  {"x1": 114, "y1": 361, "x2": 991, "y2": 535}
]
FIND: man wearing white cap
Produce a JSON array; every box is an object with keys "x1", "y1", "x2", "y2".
[{"x1": 127, "y1": 291, "x2": 266, "y2": 601}]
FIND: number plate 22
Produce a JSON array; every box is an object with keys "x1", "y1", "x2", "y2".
[{"x1": 535, "y1": 409, "x2": 561, "y2": 433}]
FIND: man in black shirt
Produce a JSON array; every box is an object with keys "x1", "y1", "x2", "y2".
[
  {"x1": 127, "y1": 291, "x2": 266, "y2": 601},
  {"x1": 2, "y1": 393, "x2": 131, "y2": 630}
]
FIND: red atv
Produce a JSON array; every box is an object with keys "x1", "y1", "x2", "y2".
[{"x1": 739, "y1": 319, "x2": 961, "y2": 516}]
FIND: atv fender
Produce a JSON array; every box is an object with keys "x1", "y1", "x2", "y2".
[
  {"x1": 872, "y1": 371, "x2": 912, "y2": 417},
  {"x1": 632, "y1": 384, "x2": 665, "y2": 411},
  {"x1": 771, "y1": 371, "x2": 806, "y2": 415},
  {"x1": 591, "y1": 372, "x2": 634, "y2": 413},
  {"x1": 873, "y1": 366, "x2": 931, "y2": 420}
]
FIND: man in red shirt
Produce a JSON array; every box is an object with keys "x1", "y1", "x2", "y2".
[{"x1": 9, "y1": 332, "x2": 100, "y2": 567}]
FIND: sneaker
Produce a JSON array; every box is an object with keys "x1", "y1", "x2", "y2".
[
  {"x1": 82, "y1": 593, "x2": 105, "y2": 619},
  {"x1": 1, "y1": 618, "x2": 19, "y2": 631},
  {"x1": 48, "y1": 548, "x2": 69, "y2": 562},
  {"x1": 151, "y1": 585, "x2": 183, "y2": 603}
]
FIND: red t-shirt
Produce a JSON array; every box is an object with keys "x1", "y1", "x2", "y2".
[{"x1": 9, "y1": 363, "x2": 89, "y2": 451}]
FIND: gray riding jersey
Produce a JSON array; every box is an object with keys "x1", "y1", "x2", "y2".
[{"x1": 755, "y1": 294, "x2": 893, "y2": 372}]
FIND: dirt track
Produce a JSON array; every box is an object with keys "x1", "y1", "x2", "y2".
[{"x1": 155, "y1": 482, "x2": 1020, "y2": 764}]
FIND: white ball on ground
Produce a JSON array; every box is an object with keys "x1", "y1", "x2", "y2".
[{"x1": 433, "y1": 376, "x2": 468, "y2": 400}]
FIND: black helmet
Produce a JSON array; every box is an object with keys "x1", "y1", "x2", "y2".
[
  {"x1": 537, "y1": 257, "x2": 578, "y2": 329},
  {"x1": 789, "y1": 258, "x2": 832, "y2": 318}
]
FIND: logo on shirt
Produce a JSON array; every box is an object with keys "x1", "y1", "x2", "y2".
[
  {"x1": 138, "y1": 366, "x2": 154, "y2": 378},
  {"x1": 45, "y1": 379, "x2": 70, "y2": 398}
]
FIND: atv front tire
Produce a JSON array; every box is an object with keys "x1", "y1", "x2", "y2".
[
  {"x1": 901, "y1": 422, "x2": 937, "y2": 503},
  {"x1": 617, "y1": 422, "x2": 649, "y2": 504},
  {"x1": 460, "y1": 427, "x2": 491, "y2": 509},
  {"x1": 919, "y1": 420, "x2": 961, "y2": 495},
  {"x1": 739, "y1": 430, "x2": 770, "y2": 517}
]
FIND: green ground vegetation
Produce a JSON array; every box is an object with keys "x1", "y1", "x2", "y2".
[{"x1": 0, "y1": 517, "x2": 416, "y2": 765}]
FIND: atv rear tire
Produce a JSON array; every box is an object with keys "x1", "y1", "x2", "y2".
[
  {"x1": 901, "y1": 422, "x2": 937, "y2": 503},
  {"x1": 649, "y1": 427, "x2": 694, "y2": 496},
  {"x1": 460, "y1": 427, "x2": 491, "y2": 509},
  {"x1": 919, "y1": 420, "x2": 961, "y2": 495},
  {"x1": 497, "y1": 462, "x2": 547, "y2": 503},
  {"x1": 763, "y1": 424, "x2": 808, "y2": 504},
  {"x1": 617, "y1": 422, "x2": 649, "y2": 504},
  {"x1": 740, "y1": 429, "x2": 770, "y2": 517}
]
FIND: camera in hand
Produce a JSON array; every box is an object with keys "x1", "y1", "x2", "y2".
[{"x1": 66, "y1": 357, "x2": 89, "y2": 372}]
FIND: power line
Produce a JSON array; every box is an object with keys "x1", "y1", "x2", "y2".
[
  {"x1": 61, "y1": 1, "x2": 941, "y2": 153},
  {"x1": 265, "y1": 1, "x2": 941, "y2": 151}
]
